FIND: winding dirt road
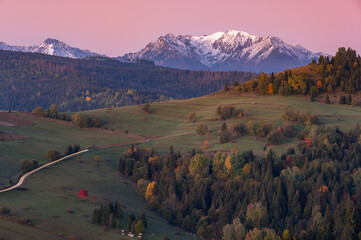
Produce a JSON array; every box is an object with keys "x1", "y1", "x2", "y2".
[
  {"x1": 0, "y1": 131, "x2": 193, "y2": 193},
  {"x1": 0, "y1": 150, "x2": 89, "y2": 193}
]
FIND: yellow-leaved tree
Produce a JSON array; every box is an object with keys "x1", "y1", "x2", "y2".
[
  {"x1": 203, "y1": 140, "x2": 209, "y2": 150},
  {"x1": 145, "y1": 181, "x2": 156, "y2": 202},
  {"x1": 225, "y1": 155, "x2": 232, "y2": 175},
  {"x1": 189, "y1": 154, "x2": 211, "y2": 176}
]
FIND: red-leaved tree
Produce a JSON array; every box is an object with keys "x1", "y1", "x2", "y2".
[{"x1": 78, "y1": 189, "x2": 88, "y2": 201}]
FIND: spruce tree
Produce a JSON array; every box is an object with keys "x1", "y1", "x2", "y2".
[
  {"x1": 347, "y1": 95, "x2": 352, "y2": 105},
  {"x1": 325, "y1": 94, "x2": 331, "y2": 104},
  {"x1": 141, "y1": 211, "x2": 148, "y2": 228},
  {"x1": 126, "y1": 217, "x2": 133, "y2": 232},
  {"x1": 223, "y1": 82, "x2": 229, "y2": 91}
]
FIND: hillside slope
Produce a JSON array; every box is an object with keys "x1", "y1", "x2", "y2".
[
  {"x1": 2, "y1": 91, "x2": 361, "y2": 239},
  {"x1": 0, "y1": 50, "x2": 256, "y2": 111}
]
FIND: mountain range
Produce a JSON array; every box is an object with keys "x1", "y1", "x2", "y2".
[
  {"x1": 0, "y1": 38, "x2": 102, "y2": 58},
  {"x1": 117, "y1": 30, "x2": 328, "y2": 73},
  {"x1": 0, "y1": 31, "x2": 329, "y2": 73}
]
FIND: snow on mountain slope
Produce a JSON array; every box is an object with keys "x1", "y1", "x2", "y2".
[
  {"x1": 0, "y1": 38, "x2": 102, "y2": 58},
  {"x1": 118, "y1": 30, "x2": 329, "y2": 73}
]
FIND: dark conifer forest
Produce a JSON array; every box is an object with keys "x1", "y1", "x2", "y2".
[
  {"x1": 0, "y1": 50, "x2": 256, "y2": 111},
  {"x1": 118, "y1": 123, "x2": 361, "y2": 240}
]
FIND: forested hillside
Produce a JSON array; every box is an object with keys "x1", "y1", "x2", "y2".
[
  {"x1": 0, "y1": 50, "x2": 256, "y2": 111},
  {"x1": 234, "y1": 47, "x2": 360, "y2": 98},
  {"x1": 117, "y1": 125, "x2": 361, "y2": 240}
]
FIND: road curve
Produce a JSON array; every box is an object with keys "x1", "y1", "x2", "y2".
[
  {"x1": 0, "y1": 149, "x2": 89, "y2": 193},
  {"x1": 0, "y1": 131, "x2": 193, "y2": 193}
]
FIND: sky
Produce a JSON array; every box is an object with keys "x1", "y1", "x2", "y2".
[{"x1": 0, "y1": 0, "x2": 360, "y2": 57}]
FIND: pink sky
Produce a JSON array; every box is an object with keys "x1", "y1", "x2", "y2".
[{"x1": 0, "y1": 0, "x2": 360, "y2": 57}]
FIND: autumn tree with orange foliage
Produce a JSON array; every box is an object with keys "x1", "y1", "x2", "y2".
[
  {"x1": 267, "y1": 83, "x2": 274, "y2": 94},
  {"x1": 319, "y1": 185, "x2": 329, "y2": 194},
  {"x1": 149, "y1": 155, "x2": 159, "y2": 163},
  {"x1": 317, "y1": 80, "x2": 322, "y2": 89}
]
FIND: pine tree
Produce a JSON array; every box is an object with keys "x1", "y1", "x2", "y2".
[
  {"x1": 325, "y1": 94, "x2": 331, "y2": 104},
  {"x1": 224, "y1": 82, "x2": 229, "y2": 91},
  {"x1": 141, "y1": 211, "x2": 148, "y2": 228},
  {"x1": 114, "y1": 201, "x2": 123, "y2": 219},
  {"x1": 221, "y1": 123, "x2": 227, "y2": 132},
  {"x1": 271, "y1": 72, "x2": 275, "y2": 82},
  {"x1": 347, "y1": 95, "x2": 353, "y2": 105},
  {"x1": 126, "y1": 217, "x2": 133, "y2": 232}
]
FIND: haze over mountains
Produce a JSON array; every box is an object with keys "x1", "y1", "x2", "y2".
[{"x1": 0, "y1": 30, "x2": 329, "y2": 73}]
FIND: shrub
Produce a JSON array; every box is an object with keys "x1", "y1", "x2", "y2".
[
  {"x1": 21, "y1": 160, "x2": 38, "y2": 174},
  {"x1": 187, "y1": 112, "x2": 196, "y2": 122},
  {"x1": 234, "y1": 86, "x2": 242, "y2": 91},
  {"x1": 282, "y1": 109, "x2": 299, "y2": 122},
  {"x1": 220, "y1": 129, "x2": 232, "y2": 143},
  {"x1": 282, "y1": 109, "x2": 319, "y2": 125},
  {"x1": 135, "y1": 220, "x2": 145, "y2": 233},
  {"x1": 352, "y1": 99, "x2": 359, "y2": 106},
  {"x1": 339, "y1": 96, "x2": 346, "y2": 104},
  {"x1": 219, "y1": 123, "x2": 232, "y2": 143},
  {"x1": 310, "y1": 86, "x2": 319, "y2": 96},
  {"x1": 0, "y1": 207, "x2": 11, "y2": 216},
  {"x1": 46, "y1": 104, "x2": 59, "y2": 119},
  {"x1": 247, "y1": 120, "x2": 273, "y2": 137},
  {"x1": 46, "y1": 149, "x2": 61, "y2": 161},
  {"x1": 216, "y1": 105, "x2": 242, "y2": 120},
  {"x1": 72, "y1": 113, "x2": 101, "y2": 128},
  {"x1": 196, "y1": 124, "x2": 208, "y2": 135},
  {"x1": 282, "y1": 124, "x2": 297, "y2": 138},
  {"x1": 32, "y1": 107, "x2": 44, "y2": 117},
  {"x1": 230, "y1": 123, "x2": 248, "y2": 137},
  {"x1": 142, "y1": 103, "x2": 151, "y2": 113},
  {"x1": 266, "y1": 129, "x2": 281, "y2": 145}
]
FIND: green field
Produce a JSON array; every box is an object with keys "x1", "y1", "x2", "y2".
[
  {"x1": 83, "y1": 92, "x2": 361, "y2": 155},
  {"x1": 0, "y1": 150, "x2": 196, "y2": 240},
  {"x1": 1, "y1": 92, "x2": 361, "y2": 239}
]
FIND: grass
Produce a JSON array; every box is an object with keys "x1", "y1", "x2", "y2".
[
  {"x1": 1, "y1": 92, "x2": 361, "y2": 239},
  {"x1": 83, "y1": 92, "x2": 361, "y2": 155},
  {"x1": 0, "y1": 150, "x2": 197, "y2": 240}
]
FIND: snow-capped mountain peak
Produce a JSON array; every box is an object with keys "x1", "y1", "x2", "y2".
[
  {"x1": 0, "y1": 38, "x2": 102, "y2": 59},
  {"x1": 118, "y1": 30, "x2": 329, "y2": 73}
]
